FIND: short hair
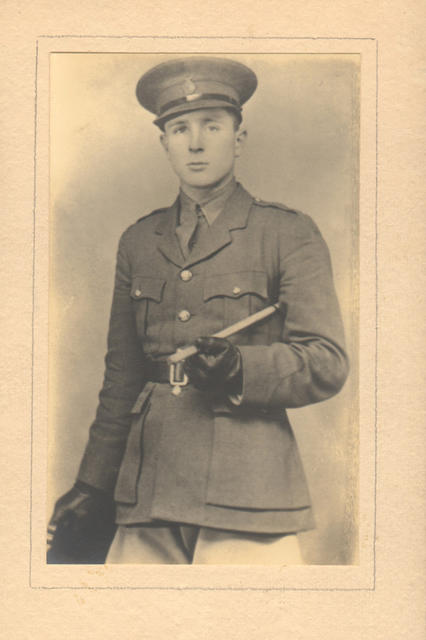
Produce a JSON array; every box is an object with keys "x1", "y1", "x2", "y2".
[{"x1": 224, "y1": 107, "x2": 243, "y2": 130}]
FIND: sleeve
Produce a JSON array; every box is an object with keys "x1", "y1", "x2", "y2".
[
  {"x1": 238, "y1": 213, "x2": 349, "y2": 410},
  {"x1": 77, "y1": 229, "x2": 147, "y2": 491}
]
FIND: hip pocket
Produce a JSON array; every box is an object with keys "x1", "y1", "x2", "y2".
[{"x1": 206, "y1": 412, "x2": 311, "y2": 510}]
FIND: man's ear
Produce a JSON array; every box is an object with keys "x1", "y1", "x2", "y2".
[
  {"x1": 234, "y1": 128, "x2": 247, "y2": 158},
  {"x1": 160, "y1": 133, "x2": 169, "y2": 153}
]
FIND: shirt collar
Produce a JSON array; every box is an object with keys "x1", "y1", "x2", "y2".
[{"x1": 179, "y1": 177, "x2": 238, "y2": 226}]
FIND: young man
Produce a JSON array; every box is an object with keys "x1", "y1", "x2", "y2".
[{"x1": 48, "y1": 57, "x2": 348, "y2": 564}]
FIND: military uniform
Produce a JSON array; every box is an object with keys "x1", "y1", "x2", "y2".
[{"x1": 77, "y1": 179, "x2": 348, "y2": 535}]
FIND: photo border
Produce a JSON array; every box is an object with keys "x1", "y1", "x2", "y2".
[{"x1": 30, "y1": 35, "x2": 377, "y2": 591}]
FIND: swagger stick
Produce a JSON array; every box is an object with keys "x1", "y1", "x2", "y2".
[{"x1": 167, "y1": 303, "x2": 281, "y2": 365}]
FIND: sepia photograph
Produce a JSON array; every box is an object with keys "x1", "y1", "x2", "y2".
[
  {"x1": 2, "y1": 0, "x2": 425, "y2": 633},
  {"x1": 47, "y1": 52, "x2": 359, "y2": 566}
]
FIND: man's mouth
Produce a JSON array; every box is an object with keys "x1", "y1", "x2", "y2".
[{"x1": 187, "y1": 162, "x2": 209, "y2": 169}]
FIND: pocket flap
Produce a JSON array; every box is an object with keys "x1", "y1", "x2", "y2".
[
  {"x1": 130, "y1": 276, "x2": 165, "y2": 302},
  {"x1": 204, "y1": 271, "x2": 268, "y2": 302}
]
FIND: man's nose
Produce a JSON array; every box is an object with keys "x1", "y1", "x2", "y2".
[{"x1": 188, "y1": 127, "x2": 204, "y2": 152}]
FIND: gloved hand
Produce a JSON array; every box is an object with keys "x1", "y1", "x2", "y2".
[
  {"x1": 183, "y1": 336, "x2": 243, "y2": 395},
  {"x1": 47, "y1": 481, "x2": 116, "y2": 563}
]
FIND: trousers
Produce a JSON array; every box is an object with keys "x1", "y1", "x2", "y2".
[{"x1": 106, "y1": 524, "x2": 304, "y2": 564}]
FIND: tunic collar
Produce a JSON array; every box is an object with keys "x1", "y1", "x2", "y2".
[{"x1": 179, "y1": 177, "x2": 238, "y2": 226}]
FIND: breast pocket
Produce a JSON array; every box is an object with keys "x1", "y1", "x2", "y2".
[
  {"x1": 203, "y1": 271, "x2": 269, "y2": 339},
  {"x1": 130, "y1": 276, "x2": 165, "y2": 346}
]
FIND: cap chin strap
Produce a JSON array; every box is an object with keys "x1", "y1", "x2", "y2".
[{"x1": 159, "y1": 92, "x2": 241, "y2": 116}]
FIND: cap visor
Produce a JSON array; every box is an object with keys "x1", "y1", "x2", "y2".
[{"x1": 154, "y1": 99, "x2": 242, "y2": 128}]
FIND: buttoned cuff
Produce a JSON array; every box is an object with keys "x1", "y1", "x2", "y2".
[{"x1": 237, "y1": 344, "x2": 302, "y2": 408}]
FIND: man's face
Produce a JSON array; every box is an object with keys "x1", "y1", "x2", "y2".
[{"x1": 160, "y1": 108, "x2": 246, "y2": 191}]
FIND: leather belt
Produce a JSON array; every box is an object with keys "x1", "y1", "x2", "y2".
[
  {"x1": 146, "y1": 359, "x2": 171, "y2": 383},
  {"x1": 146, "y1": 359, "x2": 189, "y2": 392}
]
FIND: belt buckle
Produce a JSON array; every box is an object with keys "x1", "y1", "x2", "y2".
[{"x1": 169, "y1": 355, "x2": 188, "y2": 396}]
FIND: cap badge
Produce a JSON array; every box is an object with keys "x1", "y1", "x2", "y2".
[
  {"x1": 182, "y1": 78, "x2": 201, "y2": 102},
  {"x1": 183, "y1": 77, "x2": 197, "y2": 95}
]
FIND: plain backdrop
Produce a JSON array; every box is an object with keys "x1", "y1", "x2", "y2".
[{"x1": 49, "y1": 53, "x2": 359, "y2": 564}]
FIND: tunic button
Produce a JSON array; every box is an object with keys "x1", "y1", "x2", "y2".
[
  {"x1": 134, "y1": 289, "x2": 142, "y2": 297},
  {"x1": 232, "y1": 286, "x2": 241, "y2": 295},
  {"x1": 180, "y1": 269, "x2": 193, "y2": 282},
  {"x1": 178, "y1": 309, "x2": 191, "y2": 322}
]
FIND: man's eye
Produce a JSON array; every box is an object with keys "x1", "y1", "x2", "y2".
[
  {"x1": 172, "y1": 126, "x2": 186, "y2": 134},
  {"x1": 207, "y1": 125, "x2": 219, "y2": 131}
]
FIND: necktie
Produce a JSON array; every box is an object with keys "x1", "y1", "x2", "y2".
[{"x1": 187, "y1": 204, "x2": 209, "y2": 254}]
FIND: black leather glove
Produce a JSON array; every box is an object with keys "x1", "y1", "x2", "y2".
[
  {"x1": 183, "y1": 336, "x2": 243, "y2": 395},
  {"x1": 47, "y1": 481, "x2": 116, "y2": 564}
]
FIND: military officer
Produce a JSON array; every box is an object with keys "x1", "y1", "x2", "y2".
[{"x1": 47, "y1": 56, "x2": 349, "y2": 564}]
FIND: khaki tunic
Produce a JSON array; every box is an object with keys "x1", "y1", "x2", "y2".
[{"x1": 78, "y1": 183, "x2": 348, "y2": 533}]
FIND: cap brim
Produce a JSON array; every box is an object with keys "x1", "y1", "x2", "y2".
[{"x1": 154, "y1": 99, "x2": 242, "y2": 129}]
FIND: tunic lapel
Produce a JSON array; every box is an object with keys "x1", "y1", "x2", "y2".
[
  {"x1": 184, "y1": 183, "x2": 254, "y2": 268},
  {"x1": 154, "y1": 184, "x2": 254, "y2": 269},
  {"x1": 155, "y1": 198, "x2": 185, "y2": 268}
]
